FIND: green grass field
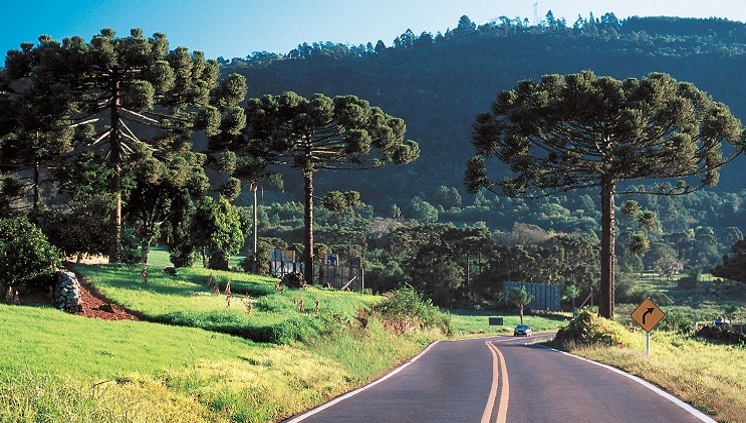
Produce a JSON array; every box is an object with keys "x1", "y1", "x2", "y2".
[
  {"x1": 72, "y1": 263, "x2": 377, "y2": 344},
  {"x1": 448, "y1": 309, "x2": 569, "y2": 337},
  {"x1": 0, "y1": 254, "x2": 441, "y2": 422}
]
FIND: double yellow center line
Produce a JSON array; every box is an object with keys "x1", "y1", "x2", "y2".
[{"x1": 482, "y1": 341, "x2": 509, "y2": 423}]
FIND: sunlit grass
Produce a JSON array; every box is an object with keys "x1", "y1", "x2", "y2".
[
  {"x1": 0, "y1": 303, "x2": 324, "y2": 422},
  {"x1": 1, "y1": 255, "x2": 444, "y2": 423},
  {"x1": 72, "y1": 263, "x2": 378, "y2": 343},
  {"x1": 449, "y1": 309, "x2": 569, "y2": 337},
  {"x1": 0, "y1": 290, "x2": 430, "y2": 422}
]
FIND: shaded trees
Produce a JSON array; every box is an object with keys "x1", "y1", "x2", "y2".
[
  {"x1": 230, "y1": 155, "x2": 283, "y2": 273},
  {"x1": 3, "y1": 29, "x2": 244, "y2": 261},
  {"x1": 191, "y1": 196, "x2": 246, "y2": 269},
  {"x1": 124, "y1": 149, "x2": 210, "y2": 264},
  {"x1": 466, "y1": 71, "x2": 744, "y2": 318},
  {"x1": 376, "y1": 223, "x2": 491, "y2": 307},
  {"x1": 711, "y1": 239, "x2": 746, "y2": 282},
  {"x1": 0, "y1": 65, "x2": 74, "y2": 213}
]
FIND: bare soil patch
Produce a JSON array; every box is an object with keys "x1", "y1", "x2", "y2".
[{"x1": 76, "y1": 276, "x2": 140, "y2": 321}]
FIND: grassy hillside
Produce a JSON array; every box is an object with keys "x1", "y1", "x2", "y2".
[{"x1": 0, "y1": 262, "x2": 439, "y2": 422}]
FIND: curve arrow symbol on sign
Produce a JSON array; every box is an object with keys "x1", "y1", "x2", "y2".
[{"x1": 642, "y1": 307, "x2": 655, "y2": 325}]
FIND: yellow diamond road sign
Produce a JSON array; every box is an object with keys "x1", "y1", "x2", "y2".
[{"x1": 631, "y1": 298, "x2": 665, "y2": 332}]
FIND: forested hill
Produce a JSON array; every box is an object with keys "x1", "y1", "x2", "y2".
[{"x1": 220, "y1": 14, "x2": 746, "y2": 212}]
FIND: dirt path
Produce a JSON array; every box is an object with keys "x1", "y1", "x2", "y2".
[{"x1": 76, "y1": 276, "x2": 140, "y2": 321}]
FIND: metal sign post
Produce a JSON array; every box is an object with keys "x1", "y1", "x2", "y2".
[{"x1": 631, "y1": 298, "x2": 665, "y2": 358}]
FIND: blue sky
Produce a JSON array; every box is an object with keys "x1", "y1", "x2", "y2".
[{"x1": 3, "y1": 1, "x2": 746, "y2": 60}]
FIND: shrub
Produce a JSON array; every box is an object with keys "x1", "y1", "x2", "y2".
[
  {"x1": 35, "y1": 206, "x2": 113, "y2": 259},
  {"x1": 0, "y1": 217, "x2": 61, "y2": 287},
  {"x1": 554, "y1": 309, "x2": 633, "y2": 349},
  {"x1": 120, "y1": 227, "x2": 147, "y2": 267},
  {"x1": 660, "y1": 308, "x2": 692, "y2": 332},
  {"x1": 169, "y1": 246, "x2": 195, "y2": 268},
  {"x1": 373, "y1": 285, "x2": 452, "y2": 336}
]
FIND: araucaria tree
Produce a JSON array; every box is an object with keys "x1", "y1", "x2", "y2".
[
  {"x1": 3, "y1": 29, "x2": 245, "y2": 261},
  {"x1": 243, "y1": 92, "x2": 420, "y2": 283},
  {"x1": 465, "y1": 71, "x2": 744, "y2": 319}
]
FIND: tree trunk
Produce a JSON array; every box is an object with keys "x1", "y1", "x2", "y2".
[
  {"x1": 143, "y1": 237, "x2": 152, "y2": 266},
  {"x1": 303, "y1": 170, "x2": 314, "y2": 284},
  {"x1": 33, "y1": 159, "x2": 40, "y2": 212},
  {"x1": 252, "y1": 183, "x2": 258, "y2": 273},
  {"x1": 519, "y1": 305, "x2": 524, "y2": 325},
  {"x1": 110, "y1": 72, "x2": 122, "y2": 263},
  {"x1": 599, "y1": 179, "x2": 616, "y2": 319},
  {"x1": 465, "y1": 250, "x2": 470, "y2": 289}
]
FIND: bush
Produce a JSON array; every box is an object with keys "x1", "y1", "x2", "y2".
[
  {"x1": 554, "y1": 309, "x2": 633, "y2": 348},
  {"x1": 0, "y1": 217, "x2": 61, "y2": 287},
  {"x1": 660, "y1": 308, "x2": 692, "y2": 332},
  {"x1": 35, "y1": 206, "x2": 113, "y2": 259},
  {"x1": 120, "y1": 227, "x2": 147, "y2": 267},
  {"x1": 373, "y1": 285, "x2": 452, "y2": 336}
]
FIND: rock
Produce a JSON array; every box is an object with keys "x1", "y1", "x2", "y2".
[{"x1": 53, "y1": 269, "x2": 84, "y2": 313}]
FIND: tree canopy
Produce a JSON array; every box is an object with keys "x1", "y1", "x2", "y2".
[
  {"x1": 466, "y1": 70, "x2": 744, "y2": 318},
  {"x1": 1, "y1": 28, "x2": 245, "y2": 261},
  {"x1": 230, "y1": 91, "x2": 420, "y2": 282},
  {"x1": 711, "y1": 239, "x2": 746, "y2": 283}
]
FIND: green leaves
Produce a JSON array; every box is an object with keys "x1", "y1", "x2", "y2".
[
  {"x1": 469, "y1": 70, "x2": 745, "y2": 197},
  {"x1": 242, "y1": 91, "x2": 419, "y2": 171},
  {"x1": 464, "y1": 156, "x2": 490, "y2": 194},
  {"x1": 122, "y1": 80, "x2": 155, "y2": 111},
  {"x1": 321, "y1": 190, "x2": 360, "y2": 212},
  {"x1": 0, "y1": 217, "x2": 61, "y2": 285}
]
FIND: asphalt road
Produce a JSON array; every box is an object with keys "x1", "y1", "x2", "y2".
[{"x1": 284, "y1": 334, "x2": 716, "y2": 423}]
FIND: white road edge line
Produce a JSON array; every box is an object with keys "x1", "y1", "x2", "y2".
[
  {"x1": 282, "y1": 340, "x2": 442, "y2": 422},
  {"x1": 538, "y1": 345, "x2": 717, "y2": 423}
]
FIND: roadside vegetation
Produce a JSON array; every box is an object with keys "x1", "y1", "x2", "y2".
[
  {"x1": 571, "y1": 332, "x2": 746, "y2": 423},
  {"x1": 3, "y1": 253, "x2": 746, "y2": 422},
  {"x1": 0, "y1": 249, "x2": 567, "y2": 423},
  {"x1": 551, "y1": 305, "x2": 746, "y2": 423}
]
